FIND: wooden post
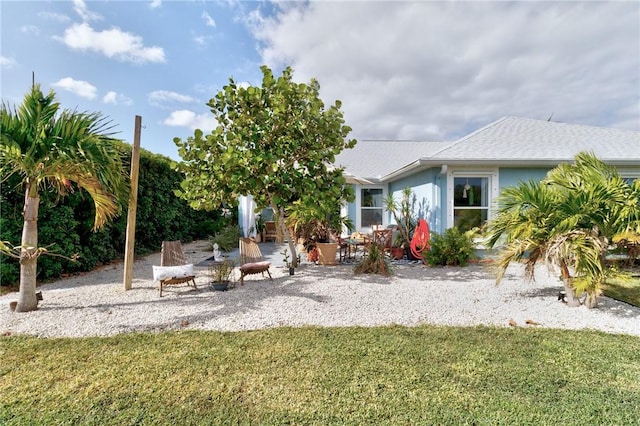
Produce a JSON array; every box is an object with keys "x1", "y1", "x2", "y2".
[{"x1": 123, "y1": 115, "x2": 142, "y2": 290}]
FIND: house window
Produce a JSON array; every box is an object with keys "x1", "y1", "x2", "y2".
[
  {"x1": 447, "y1": 169, "x2": 498, "y2": 232},
  {"x1": 361, "y1": 188, "x2": 383, "y2": 228},
  {"x1": 453, "y1": 177, "x2": 489, "y2": 232}
]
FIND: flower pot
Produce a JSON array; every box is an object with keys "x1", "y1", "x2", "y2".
[
  {"x1": 210, "y1": 281, "x2": 229, "y2": 291},
  {"x1": 316, "y1": 242, "x2": 338, "y2": 265},
  {"x1": 390, "y1": 247, "x2": 404, "y2": 260}
]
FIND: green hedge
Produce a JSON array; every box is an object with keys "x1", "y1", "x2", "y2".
[{"x1": 0, "y1": 144, "x2": 224, "y2": 286}]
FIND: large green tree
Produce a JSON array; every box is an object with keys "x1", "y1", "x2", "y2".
[
  {"x1": 174, "y1": 66, "x2": 356, "y2": 264},
  {"x1": 1, "y1": 84, "x2": 128, "y2": 312},
  {"x1": 486, "y1": 152, "x2": 640, "y2": 308}
]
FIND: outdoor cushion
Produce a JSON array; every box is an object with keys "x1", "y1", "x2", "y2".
[
  {"x1": 152, "y1": 264, "x2": 194, "y2": 282},
  {"x1": 239, "y1": 261, "x2": 270, "y2": 274}
]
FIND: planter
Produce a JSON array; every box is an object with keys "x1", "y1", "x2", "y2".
[
  {"x1": 316, "y1": 242, "x2": 338, "y2": 265},
  {"x1": 390, "y1": 247, "x2": 405, "y2": 260},
  {"x1": 405, "y1": 247, "x2": 420, "y2": 261},
  {"x1": 210, "y1": 281, "x2": 230, "y2": 291}
]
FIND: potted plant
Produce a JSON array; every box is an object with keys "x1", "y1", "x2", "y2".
[
  {"x1": 254, "y1": 214, "x2": 265, "y2": 242},
  {"x1": 286, "y1": 200, "x2": 353, "y2": 266},
  {"x1": 209, "y1": 257, "x2": 235, "y2": 291},
  {"x1": 390, "y1": 232, "x2": 405, "y2": 260}
]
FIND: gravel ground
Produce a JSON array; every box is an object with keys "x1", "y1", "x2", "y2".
[{"x1": 1, "y1": 241, "x2": 638, "y2": 338}]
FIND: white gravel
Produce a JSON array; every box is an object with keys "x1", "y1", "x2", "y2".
[{"x1": 1, "y1": 241, "x2": 638, "y2": 338}]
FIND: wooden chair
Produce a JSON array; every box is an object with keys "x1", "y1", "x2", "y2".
[
  {"x1": 263, "y1": 221, "x2": 278, "y2": 242},
  {"x1": 373, "y1": 229, "x2": 393, "y2": 256},
  {"x1": 336, "y1": 235, "x2": 350, "y2": 263},
  {"x1": 239, "y1": 238, "x2": 273, "y2": 285},
  {"x1": 157, "y1": 241, "x2": 197, "y2": 297}
]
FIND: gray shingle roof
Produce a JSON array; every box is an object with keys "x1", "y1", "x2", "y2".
[
  {"x1": 336, "y1": 116, "x2": 639, "y2": 182},
  {"x1": 334, "y1": 140, "x2": 453, "y2": 181},
  {"x1": 431, "y1": 116, "x2": 640, "y2": 163}
]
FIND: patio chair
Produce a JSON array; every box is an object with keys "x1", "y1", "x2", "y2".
[
  {"x1": 373, "y1": 229, "x2": 393, "y2": 256},
  {"x1": 336, "y1": 235, "x2": 350, "y2": 263},
  {"x1": 239, "y1": 237, "x2": 273, "y2": 285},
  {"x1": 154, "y1": 240, "x2": 197, "y2": 297},
  {"x1": 263, "y1": 221, "x2": 278, "y2": 242}
]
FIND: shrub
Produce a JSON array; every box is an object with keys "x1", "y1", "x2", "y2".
[
  {"x1": 354, "y1": 243, "x2": 393, "y2": 276},
  {"x1": 0, "y1": 145, "x2": 223, "y2": 286},
  {"x1": 209, "y1": 224, "x2": 241, "y2": 252},
  {"x1": 424, "y1": 227, "x2": 476, "y2": 266}
]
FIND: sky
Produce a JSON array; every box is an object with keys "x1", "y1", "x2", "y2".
[{"x1": 1, "y1": 0, "x2": 639, "y2": 161}]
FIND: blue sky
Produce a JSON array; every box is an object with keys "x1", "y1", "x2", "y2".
[{"x1": 2, "y1": 0, "x2": 639, "y2": 161}]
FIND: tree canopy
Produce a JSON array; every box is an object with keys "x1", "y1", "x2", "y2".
[{"x1": 174, "y1": 65, "x2": 356, "y2": 262}]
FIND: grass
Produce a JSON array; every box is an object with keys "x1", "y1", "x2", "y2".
[
  {"x1": 2, "y1": 326, "x2": 639, "y2": 425},
  {"x1": 603, "y1": 275, "x2": 640, "y2": 307}
]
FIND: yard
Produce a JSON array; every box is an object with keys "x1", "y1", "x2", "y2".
[{"x1": 1, "y1": 325, "x2": 639, "y2": 425}]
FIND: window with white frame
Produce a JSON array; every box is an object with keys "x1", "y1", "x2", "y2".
[
  {"x1": 447, "y1": 170, "x2": 498, "y2": 232},
  {"x1": 453, "y1": 177, "x2": 489, "y2": 232},
  {"x1": 361, "y1": 188, "x2": 383, "y2": 228}
]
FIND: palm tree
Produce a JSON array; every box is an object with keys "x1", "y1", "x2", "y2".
[
  {"x1": 1, "y1": 84, "x2": 128, "y2": 312},
  {"x1": 486, "y1": 152, "x2": 640, "y2": 308}
]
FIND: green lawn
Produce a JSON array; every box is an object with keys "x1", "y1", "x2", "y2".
[
  {"x1": 2, "y1": 326, "x2": 639, "y2": 425},
  {"x1": 603, "y1": 275, "x2": 640, "y2": 307}
]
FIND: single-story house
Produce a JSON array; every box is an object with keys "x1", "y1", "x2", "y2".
[
  {"x1": 240, "y1": 116, "x2": 639, "y2": 238},
  {"x1": 336, "y1": 116, "x2": 639, "y2": 235}
]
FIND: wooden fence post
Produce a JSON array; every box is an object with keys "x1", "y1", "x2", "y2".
[{"x1": 123, "y1": 115, "x2": 142, "y2": 290}]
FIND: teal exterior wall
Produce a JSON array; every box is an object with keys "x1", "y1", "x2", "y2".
[
  {"x1": 387, "y1": 167, "x2": 446, "y2": 234},
  {"x1": 343, "y1": 166, "x2": 579, "y2": 238},
  {"x1": 347, "y1": 184, "x2": 357, "y2": 228},
  {"x1": 498, "y1": 168, "x2": 551, "y2": 192}
]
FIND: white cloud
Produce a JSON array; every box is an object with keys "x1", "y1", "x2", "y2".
[
  {"x1": 148, "y1": 90, "x2": 195, "y2": 108},
  {"x1": 73, "y1": 0, "x2": 102, "y2": 22},
  {"x1": 249, "y1": 2, "x2": 640, "y2": 140},
  {"x1": 38, "y1": 11, "x2": 71, "y2": 23},
  {"x1": 150, "y1": 0, "x2": 162, "y2": 9},
  {"x1": 52, "y1": 77, "x2": 98, "y2": 100},
  {"x1": 56, "y1": 22, "x2": 166, "y2": 64},
  {"x1": 202, "y1": 11, "x2": 216, "y2": 27},
  {"x1": 103, "y1": 91, "x2": 133, "y2": 106},
  {"x1": 20, "y1": 25, "x2": 40, "y2": 36},
  {"x1": 163, "y1": 109, "x2": 217, "y2": 132},
  {"x1": 0, "y1": 56, "x2": 17, "y2": 69}
]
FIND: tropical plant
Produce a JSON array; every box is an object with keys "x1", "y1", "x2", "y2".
[
  {"x1": 209, "y1": 223, "x2": 241, "y2": 252},
  {"x1": 612, "y1": 230, "x2": 640, "y2": 264},
  {"x1": 424, "y1": 227, "x2": 476, "y2": 266},
  {"x1": 0, "y1": 84, "x2": 128, "y2": 312},
  {"x1": 354, "y1": 242, "x2": 393, "y2": 276},
  {"x1": 254, "y1": 214, "x2": 266, "y2": 235},
  {"x1": 485, "y1": 152, "x2": 640, "y2": 308},
  {"x1": 174, "y1": 65, "x2": 356, "y2": 267},
  {"x1": 384, "y1": 187, "x2": 417, "y2": 248},
  {"x1": 286, "y1": 197, "x2": 354, "y2": 246}
]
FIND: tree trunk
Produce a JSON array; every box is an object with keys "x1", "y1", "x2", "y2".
[
  {"x1": 273, "y1": 204, "x2": 299, "y2": 268},
  {"x1": 16, "y1": 188, "x2": 40, "y2": 312},
  {"x1": 560, "y1": 262, "x2": 581, "y2": 307}
]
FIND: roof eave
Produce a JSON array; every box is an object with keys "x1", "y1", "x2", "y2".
[{"x1": 380, "y1": 158, "x2": 640, "y2": 182}]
